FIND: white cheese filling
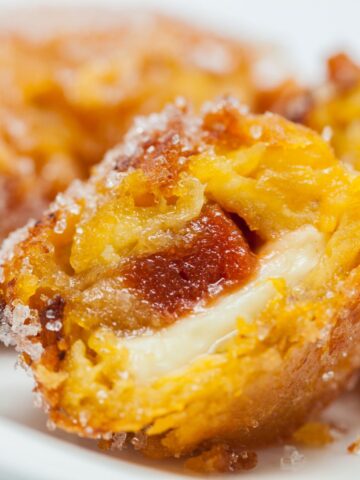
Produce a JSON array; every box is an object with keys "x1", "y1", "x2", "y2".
[{"x1": 120, "y1": 226, "x2": 325, "y2": 382}]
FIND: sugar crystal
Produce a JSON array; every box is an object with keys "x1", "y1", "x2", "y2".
[
  {"x1": 111, "y1": 432, "x2": 127, "y2": 450},
  {"x1": 250, "y1": 124, "x2": 263, "y2": 140},
  {"x1": 280, "y1": 445, "x2": 305, "y2": 471},
  {"x1": 45, "y1": 320, "x2": 62, "y2": 332}
]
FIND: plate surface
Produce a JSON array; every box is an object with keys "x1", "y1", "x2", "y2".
[
  {"x1": 1, "y1": 0, "x2": 360, "y2": 478},
  {"x1": 1, "y1": 349, "x2": 360, "y2": 480}
]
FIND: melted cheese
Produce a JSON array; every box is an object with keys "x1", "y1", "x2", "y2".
[{"x1": 120, "y1": 226, "x2": 325, "y2": 382}]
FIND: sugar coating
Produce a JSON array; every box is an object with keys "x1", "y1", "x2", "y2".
[
  {"x1": 0, "y1": 98, "x2": 209, "y2": 351},
  {"x1": 1, "y1": 94, "x2": 360, "y2": 473},
  {"x1": 0, "y1": 302, "x2": 42, "y2": 361},
  {"x1": 0, "y1": 220, "x2": 36, "y2": 265}
]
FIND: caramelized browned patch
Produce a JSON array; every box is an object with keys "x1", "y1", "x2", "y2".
[
  {"x1": 38, "y1": 294, "x2": 66, "y2": 371},
  {"x1": 202, "y1": 102, "x2": 247, "y2": 149},
  {"x1": 122, "y1": 205, "x2": 256, "y2": 321},
  {"x1": 115, "y1": 115, "x2": 197, "y2": 188}
]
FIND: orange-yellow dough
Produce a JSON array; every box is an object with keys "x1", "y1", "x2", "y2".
[
  {"x1": 2, "y1": 98, "x2": 360, "y2": 471},
  {"x1": 0, "y1": 12, "x2": 258, "y2": 239}
]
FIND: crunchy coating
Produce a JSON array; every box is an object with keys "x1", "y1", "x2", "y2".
[
  {"x1": 1, "y1": 98, "x2": 360, "y2": 471},
  {"x1": 0, "y1": 11, "x2": 258, "y2": 239}
]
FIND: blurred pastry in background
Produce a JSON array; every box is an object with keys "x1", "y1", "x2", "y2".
[
  {"x1": 257, "y1": 53, "x2": 360, "y2": 171},
  {"x1": 0, "y1": 11, "x2": 259, "y2": 239},
  {"x1": 306, "y1": 53, "x2": 360, "y2": 170}
]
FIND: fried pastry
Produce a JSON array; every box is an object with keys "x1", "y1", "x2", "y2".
[
  {"x1": 0, "y1": 12, "x2": 257, "y2": 239},
  {"x1": 1, "y1": 98, "x2": 360, "y2": 471}
]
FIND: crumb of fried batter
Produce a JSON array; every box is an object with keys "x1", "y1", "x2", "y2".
[
  {"x1": 184, "y1": 443, "x2": 257, "y2": 474},
  {"x1": 348, "y1": 437, "x2": 360, "y2": 455},
  {"x1": 292, "y1": 422, "x2": 334, "y2": 448}
]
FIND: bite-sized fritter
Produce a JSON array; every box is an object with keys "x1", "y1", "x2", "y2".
[
  {"x1": 2, "y1": 98, "x2": 360, "y2": 472},
  {"x1": 0, "y1": 11, "x2": 258, "y2": 239}
]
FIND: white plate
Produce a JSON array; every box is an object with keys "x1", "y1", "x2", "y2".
[
  {"x1": 2, "y1": 0, "x2": 360, "y2": 478},
  {"x1": 1, "y1": 349, "x2": 360, "y2": 480}
]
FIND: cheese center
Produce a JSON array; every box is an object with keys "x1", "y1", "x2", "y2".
[{"x1": 119, "y1": 226, "x2": 324, "y2": 382}]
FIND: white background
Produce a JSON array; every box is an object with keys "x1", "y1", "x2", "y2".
[{"x1": 1, "y1": 0, "x2": 360, "y2": 82}]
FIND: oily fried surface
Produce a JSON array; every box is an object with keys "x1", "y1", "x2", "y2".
[
  {"x1": 1, "y1": 98, "x2": 360, "y2": 471},
  {"x1": 0, "y1": 10, "x2": 258, "y2": 239}
]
